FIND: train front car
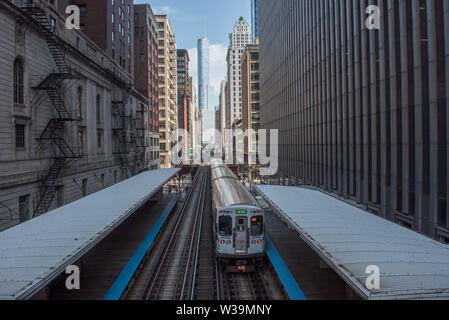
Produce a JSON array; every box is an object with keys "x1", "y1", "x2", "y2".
[{"x1": 211, "y1": 161, "x2": 265, "y2": 273}]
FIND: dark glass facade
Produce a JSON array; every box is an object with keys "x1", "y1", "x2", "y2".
[{"x1": 259, "y1": 0, "x2": 449, "y2": 240}]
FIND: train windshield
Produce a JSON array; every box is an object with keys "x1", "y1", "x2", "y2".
[
  {"x1": 219, "y1": 216, "x2": 232, "y2": 236},
  {"x1": 251, "y1": 216, "x2": 264, "y2": 236}
]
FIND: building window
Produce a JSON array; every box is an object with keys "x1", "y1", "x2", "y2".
[
  {"x1": 18, "y1": 195, "x2": 30, "y2": 223},
  {"x1": 15, "y1": 124, "x2": 25, "y2": 149},
  {"x1": 79, "y1": 5, "x2": 86, "y2": 16},
  {"x1": 82, "y1": 179, "x2": 88, "y2": 197},
  {"x1": 96, "y1": 94, "x2": 102, "y2": 123},
  {"x1": 100, "y1": 174, "x2": 105, "y2": 189},
  {"x1": 97, "y1": 131, "x2": 102, "y2": 148},
  {"x1": 13, "y1": 58, "x2": 24, "y2": 104},
  {"x1": 78, "y1": 130, "x2": 84, "y2": 155},
  {"x1": 50, "y1": 16, "x2": 56, "y2": 33},
  {"x1": 76, "y1": 87, "x2": 82, "y2": 118},
  {"x1": 57, "y1": 186, "x2": 64, "y2": 208}
]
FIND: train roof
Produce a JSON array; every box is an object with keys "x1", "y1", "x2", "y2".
[
  {"x1": 211, "y1": 166, "x2": 237, "y2": 181},
  {"x1": 212, "y1": 165, "x2": 258, "y2": 209}
]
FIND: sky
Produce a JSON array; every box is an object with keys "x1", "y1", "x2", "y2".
[{"x1": 134, "y1": 0, "x2": 252, "y2": 108}]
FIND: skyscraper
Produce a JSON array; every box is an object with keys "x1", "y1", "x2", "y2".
[
  {"x1": 259, "y1": 0, "x2": 449, "y2": 242},
  {"x1": 198, "y1": 37, "x2": 215, "y2": 144},
  {"x1": 177, "y1": 49, "x2": 190, "y2": 159},
  {"x1": 227, "y1": 17, "x2": 251, "y2": 128},
  {"x1": 156, "y1": 15, "x2": 177, "y2": 168},
  {"x1": 251, "y1": 0, "x2": 259, "y2": 42},
  {"x1": 134, "y1": 4, "x2": 160, "y2": 170},
  {"x1": 241, "y1": 41, "x2": 260, "y2": 164},
  {"x1": 219, "y1": 78, "x2": 228, "y2": 147},
  {"x1": 198, "y1": 37, "x2": 210, "y2": 111}
]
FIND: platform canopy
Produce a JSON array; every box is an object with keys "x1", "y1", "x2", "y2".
[
  {"x1": 0, "y1": 169, "x2": 179, "y2": 300},
  {"x1": 255, "y1": 185, "x2": 449, "y2": 300}
]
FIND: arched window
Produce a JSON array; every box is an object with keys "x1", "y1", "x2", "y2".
[
  {"x1": 13, "y1": 58, "x2": 24, "y2": 104},
  {"x1": 76, "y1": 86, "x2": 82, "y2": 118}
]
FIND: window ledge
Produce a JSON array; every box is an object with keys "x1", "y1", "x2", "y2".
[{"x1": 14, "y1": 103, "x2": 27, "y2": 109}]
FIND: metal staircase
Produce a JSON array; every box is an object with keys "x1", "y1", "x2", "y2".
[
  {"x1": 112, "y1": 100, "x2": 133, "y2": 165},
  {"x1": 20, "y1": 1, "x2": 72, "y2": 75},
  {"x1": 134, "y1": 107, "x2": 148, "y2": 172},
  {"x1": 112, "y1": 93, "x2": 148, "y2": 175},
  {"x1": 16, "y1": 0, "x2": 81, "y2": 217}
]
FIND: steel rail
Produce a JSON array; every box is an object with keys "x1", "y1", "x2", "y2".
[
  {"x1": 143, "y1": 168, "x2": 203, "y2": 300},
  {"x1": 187, "y1": 168, "x2": 209, "y2": 299},
  {"x1": 175, "y1": 168, "x2": 205, "y2": 299}
]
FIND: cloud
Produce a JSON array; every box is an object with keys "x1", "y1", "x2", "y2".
[
  {"x1": 188, "y1": 43, "x2": 228, "y2": 109},
  {"x1": 153, "y1": 5, "x2": 178, "y2": 15},
  {"x1": 152, "y1": 5, "x2": 204, "y2": 22}
]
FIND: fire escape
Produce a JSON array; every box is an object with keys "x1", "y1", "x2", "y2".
[
  {"x1": 18, "y1": 1, "x2": 81, "y2": 217},
  {"x1": 112, "y1": 89, "x2": 133, "y2": 166},
  {"x1": 134, "y1": 105, "x2": 148, "y2": 173}
]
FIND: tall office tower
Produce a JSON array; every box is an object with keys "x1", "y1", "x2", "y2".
[
  {"x1": 215, "y1": 106, "x2": 221, "y2": 146},
  {"x1": 177, "y1": 49, "x2": 190, "y2": 158},
  {"x1": 198, "y1": 37, "x2": 210, "y2": 111},
  {"x1": 251, "y1": 0, "x2": 259, "y2": 42},
  {"x1": 227, "y1": 17, "x2": 251, "y2": 128},
  {"x1": 65, "y1": 0, "x2": 134, "y2": 75},
  {"x1": 198, "y1": 37, "x2": 215, "y2": 144},
  {"x1": 225, "y1": 80, "x2": 230, "y2": 130},
  {"x1": 259, "y1": 0, "x2": 449, "y2": 241},
  {"x1": 219, "y1": 78, "x2": 228, "y2": 147},
  {"x1": 156, "y1": 15, "x2": 177, "y2": 168},
  {"x1": 133, "y1": 4, "x2": 160, "y2": 170},
  {"x1": 189, "y1": 78, "x2": 200, "y2": 160},
  {"x1": 189, "y1": 78, "x2": 199, "y2": 160},
  {"x1": 241, "y1": 42, "x2": 260, "y2": 164}
]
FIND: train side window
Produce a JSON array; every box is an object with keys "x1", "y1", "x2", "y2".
[
  {"x1": 219, "y1": 216, "x2": 232, "y2": 237},
  {"x1": 251, "y1": 216, "x2": 264, "y2": 237}
]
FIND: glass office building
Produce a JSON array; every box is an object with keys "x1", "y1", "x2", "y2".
[
  {"x1": 198, "y1": 37, "x2": 210, "y2": 111},
  {"x1": 251, "y1": 0, "x2": 259, "y2": 42}
]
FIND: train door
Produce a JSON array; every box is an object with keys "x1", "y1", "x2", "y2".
[{"x1": 235, "y1": 216, "x2": 248, "y2": 253}]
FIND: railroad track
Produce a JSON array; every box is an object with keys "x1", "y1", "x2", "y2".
[
  {"x1": 190, "y1": 169, "x2": 216, "y2": 300},
  {"x1": 217, "y1": 266, "x2": 272, "y2": 300},
  {"x1": 142, "y1": 167, "x2": 210, "y2": 300}
]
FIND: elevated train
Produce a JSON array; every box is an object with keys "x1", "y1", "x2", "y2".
[{"x1": 211, "y1": 161, "x2": 265, "y2": 272}]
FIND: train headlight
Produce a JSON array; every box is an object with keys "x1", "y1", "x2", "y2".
[
  {"x1": 257, "y1": 239, "x2": 262, "y2": 244},
  {"x1": 220, "y1": 240, "x2": 225, "y2": 244}
]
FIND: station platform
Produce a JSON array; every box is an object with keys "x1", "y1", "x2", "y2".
[
  {"x1": 0, "y1": 169, "x2": 179, "y2": 300},
  {"x1": 255, "y1": 185, "x2": 449, "y2": 300},
  {"x1": 265, "y1": 210, "x2": 347, "y2": 300}
]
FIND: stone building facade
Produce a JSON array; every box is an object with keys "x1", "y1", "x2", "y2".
[{"x1": 0, "y1": 0, "x2": 151, "y2": 231}]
